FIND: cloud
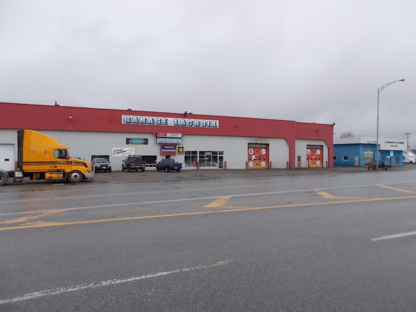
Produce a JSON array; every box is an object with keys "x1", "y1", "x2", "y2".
[{"x1": 1, "y1": 0, "x2": 415, "y2": 146}]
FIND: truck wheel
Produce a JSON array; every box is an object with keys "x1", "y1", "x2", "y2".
[
  {"x1": 141, "y1": 168, "x2": 145, "y2": 172},
  {"x1": 122, "y1": 167, "x2": 125, "y2": 172},
  {"x1": 67, "y1": 170, "x2": 82, "y2": 183},
  {"x1": 135, "y1": 169, "x2": 139, "y2": 172},
  {"x1": 156, "y1": 168, "x2": 160, "y2": 172},
  {"x1": 0, "y1": 171, "x2": 8, "y2": 186},
  {"x1": 177, "y1": 168, "x2": 181, "y2": 172}
]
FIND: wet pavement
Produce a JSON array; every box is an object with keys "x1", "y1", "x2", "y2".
[
  {"x1": 92, "y1": 164, "x2": 416, "y2": 184},
  {"x1": 3, "y1": 164, "x2": 416, "y2": 186}
]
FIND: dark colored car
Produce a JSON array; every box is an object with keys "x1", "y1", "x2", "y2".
[
  {"x1": 122, "y1": 155, "x2": 146, "y2": 172},
  {"x1": 155, "y1": 159, "x2": 182, "y2": 172},
  {"x1": 92, "y1": 158, "x2": 112, "y2": 173}
]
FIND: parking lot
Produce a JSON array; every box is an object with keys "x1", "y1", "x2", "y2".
[
  {"x1": 3, "y1": 164, "x2": 415, "y2": 186},
  {"x1": 90, "y1": 164, "x2": 416, "y2": 184}
]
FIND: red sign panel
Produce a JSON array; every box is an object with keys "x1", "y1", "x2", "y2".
[
  {"x1": 247, "y1": 143, "x2": 269, "y2": 169},
  {"x1": 160, "y1": 144, "x2": 176, "y2": 155},
  {"x1": 306, "y1": 145, "x2": 323, "y2": 167},
  {"x1": 157, "y1": 133, "x2": 182, "y2": 138}
]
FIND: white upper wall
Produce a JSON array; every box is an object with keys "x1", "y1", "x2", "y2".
[{"x1": 334, "y1": 137, "x2": 406, "y2": 151}]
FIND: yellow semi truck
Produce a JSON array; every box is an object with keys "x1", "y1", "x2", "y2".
[{"x1": 0, "y1": 129, "x2": 94, "y2": 186}]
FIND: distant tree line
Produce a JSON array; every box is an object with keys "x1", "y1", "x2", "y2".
[{"x1": 339, "y1": 132, "x2": 354, "y2": 138}]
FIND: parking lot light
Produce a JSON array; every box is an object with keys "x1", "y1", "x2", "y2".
[{"x1": 376, "y1": 79, "x2": 405, "y2": 170}]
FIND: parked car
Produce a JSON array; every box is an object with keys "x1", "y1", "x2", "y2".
[
  {"x1": 92, "y1": 158, "x2": 112, "y2": 172},
  {"x1": 155, "y1": 159, "x2": 182, "y2": 172},
  {"x1": 122, "y1": 155, "x2": 146, "y2": 172}
]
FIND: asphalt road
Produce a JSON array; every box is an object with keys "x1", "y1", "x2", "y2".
[
  {"x1": 87, "y1": 163, "x2": 416, "y2": 184},
  {"x1": 1, "y1": 167, "x2": 416, "y2": 311},
  {"x1": 5, "y1": 164, "x2": 416, "y2": 186}
]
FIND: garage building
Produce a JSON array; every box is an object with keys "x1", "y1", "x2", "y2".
[
  {"x1": 0, "y1": 102, "x2": 334, "y2": 170},
  {"x1": 334, "y1": 137, "x2": 405, "y2": 167}
]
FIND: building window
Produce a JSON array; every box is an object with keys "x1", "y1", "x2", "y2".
[
  {"x1": 343, "y1": 156, "x2": 349, "y2": 161},
  {"x1": 199, "y1": 151, "x2": 216, "y2": 167},
  {"x1": 333, "y1": 156, "x2": 337, "y2": 161},
  {"x1": 185, "y1": 151, "x2": 198, "y2": 167},
  {"x1": 185, "y1": 151, "x2": 224, "y2": 168}
]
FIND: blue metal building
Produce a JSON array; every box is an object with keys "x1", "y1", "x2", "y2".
[{"x1": 334, "y1": 137, "x2": 405, "y2": 167}]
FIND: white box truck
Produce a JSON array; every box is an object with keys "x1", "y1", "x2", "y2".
[{"x1": 403, "y1": 151, "x2": 416, "y2": 164}]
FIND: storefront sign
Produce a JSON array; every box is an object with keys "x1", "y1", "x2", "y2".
[
  {"x1": 112, "y1": 148, "x2": 135, "y2": 157},
  {"x1": 384, "y1": 141, "x2": 405, "y2": 144},
  {"x1": 306, "y1": 145, "x2": 323, "y2": 149},
  {"x1": 126, "y1": 138, "x2": 148, "y2": 145},
  {"x1": 156, "y1": 138, "x2": 182, "y2": 144},
  {"x1": 157, "y1": 133, "x2": 182, "y2": 138},
  {"x1": 384, "y1": 141, "x2": 405, "y2": 148},
  {"x1": 122, "y1": 115, "x2": 219, "y2": 128},
  {"x1": 248, "y1": 143, "x2": 268, "y2": 148},
  {"x1": 160, "y1": 144, "x2": 176, "y2": 155},
  {"x1": 247, "y1": 143, "x2": 269, "y2": 169},
  {"x1": 178, "y1": 146, "x2": 184, "y2": 155},
  {"x1": 306, "y1": 145, "x2": 323, "y2": 167},
  {"x1": 161, "y1": 145, "x2": 176, "y2": 151}
]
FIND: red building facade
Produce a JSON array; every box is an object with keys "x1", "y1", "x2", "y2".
[{"x1": 0, "y1": 102, "x2": 334, "y2": 169}]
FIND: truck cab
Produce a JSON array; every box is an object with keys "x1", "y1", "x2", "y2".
[{"x1": 0, "y1": 129, "x2": 94, "y2": 186}]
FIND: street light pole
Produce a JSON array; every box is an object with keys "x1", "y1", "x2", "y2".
[{"x1": 376, "y1": 79, "x2": 405, "y2": 170}]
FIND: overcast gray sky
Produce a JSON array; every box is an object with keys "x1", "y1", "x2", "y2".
[{"x1": 1, "y1": 1, "x2": 415, "y2": 146}]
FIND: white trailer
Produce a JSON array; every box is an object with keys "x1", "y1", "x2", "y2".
[{"x1": 403, "y1": 151, "x2": 416, "y2": 164}]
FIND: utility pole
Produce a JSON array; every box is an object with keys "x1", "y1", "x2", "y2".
[{"x1": 404, "y1": 133, "x2": 411, "y2": 151}]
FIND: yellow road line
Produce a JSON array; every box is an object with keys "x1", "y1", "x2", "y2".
[
  {"x1": 378, "y1": 184, "x2": 413, "y2": 193},
  {"x1": 315, "y1": 189, "x2": 335, "y2": 198},
  {"x1": 315, "y1": 189, "x2": 356, "y2": 199},
  {"x1": 1, "y1": 195, "x2": 416, "y2": 231},
  {"x1": 0, "y1": 210, "x2": 66, "y2": 225},
  {"x1": 204, "y1": 197, "x2": 231, "y2": 208},
  {"x1": 0, "y1": 181, "x2": 315, "y2": 204}
]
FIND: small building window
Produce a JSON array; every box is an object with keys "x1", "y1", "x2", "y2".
[
  {"x1": 333, "y1": 156, "x2": 337, "y2": 161},
  {"x1": 343, "y1": 156, "x2": 349, "y2": 161}
]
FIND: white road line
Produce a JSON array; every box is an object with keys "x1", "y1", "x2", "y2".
[
  {"x1": 2, "y1": 181, "x2": 416, "y2": 217},
  {"x1": 371, "y1": 231, "x2": 416, "y2": 241},
  {"x1": 0, "y1": 260, "x2": 232, "y2": 304},
  {"x1": 0, "y1": 188, "x2": 321, "y2": 216}
]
